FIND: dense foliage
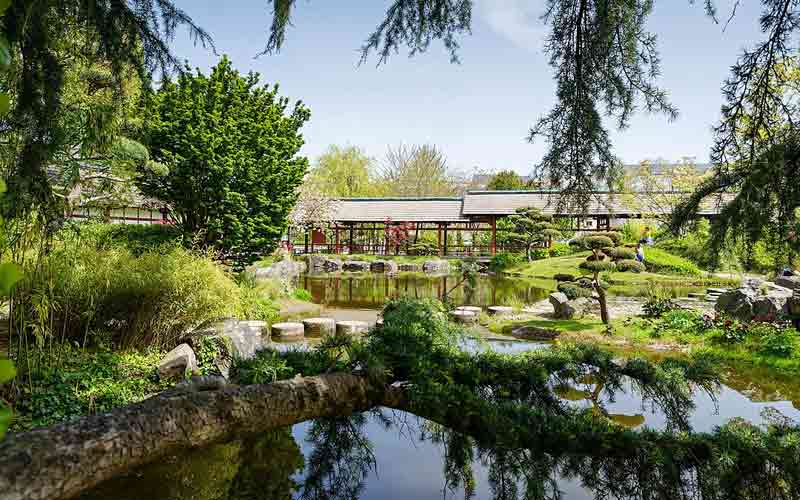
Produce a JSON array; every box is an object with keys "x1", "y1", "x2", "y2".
[
  {"x1": 486, "y1": 170, "x2": 525, "y2": 191},
  {"x1": 237, "y1": 297, "x2": 800, "y2": 498},
  {"x1": 13, "y1": 230, "x2": 277, "y2": 350},
  {"x1": 506, "y1": 208, "x2": 562, "y2": 261},
  {"x1": 138, "y1": 57, "x2": 310, "y2": 258}
]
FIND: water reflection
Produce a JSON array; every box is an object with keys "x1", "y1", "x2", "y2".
[
  {"x1": 82, "y1": 379, "x2": 800, "y2": 500},
  {"x1": 300, "y1": 273, "x2": 551, "y2": 310}
]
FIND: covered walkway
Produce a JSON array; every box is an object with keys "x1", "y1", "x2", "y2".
[{"x1": 291, "y1": 190, "x2": 731, "y2": 257}]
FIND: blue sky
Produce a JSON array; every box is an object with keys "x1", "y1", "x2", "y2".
[{"x1": 169, "y1": 1, "x2": 764, "y2": 176}]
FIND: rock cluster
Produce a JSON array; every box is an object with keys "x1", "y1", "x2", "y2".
[
  {"x1": 422, "y1": 259, "x2": 451, "y2": 274},
  {"x1": 715, "y1": 278, "x2": 795, "y2": 321},
  {"x1": 549, "y1": 292, "x2": 590, "y2": 319}
]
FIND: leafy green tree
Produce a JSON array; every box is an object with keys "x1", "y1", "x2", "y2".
[
  {"x1": 380, "y1": 144, "x2": 458, "y2": 196},
  {"x1": 487, "y1": 170, "x2": 524, "y2": 191},
  {"x1": 577, "y1": 234, "x2": 616, "y2": 324},
  {"x1": 307, "y1": 145, "x2": 378, "y2": 197},
  {"x1": 506, "y1": 207, "x2": 562, "y2": 261},
  {"x1": 138, "y1": 57, "x2": 310, "y2": 257}
]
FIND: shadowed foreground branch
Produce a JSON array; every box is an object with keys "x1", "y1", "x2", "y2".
[{"x1": 0, "y1": 374, "x2": 400, "y2": 500}]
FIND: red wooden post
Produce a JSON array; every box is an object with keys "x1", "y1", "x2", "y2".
[{"x1": 491, "y1": 216, "x2": 497, "y2": 255}]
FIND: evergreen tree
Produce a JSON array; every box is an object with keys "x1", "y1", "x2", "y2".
[
  {"x1": 506, "y1": 207, "x2": 562, "y2": 261},
  {"x1": 137, "y1": 57, "x2": 310, "y2": 259}
]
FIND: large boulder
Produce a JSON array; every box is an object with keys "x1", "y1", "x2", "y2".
[
  {"x1": 307, "y1": 255, "x2": 326, "y2": 272},
  {"x1": 342, "y1": 260, "x2": 370, "y2": 272},
  {"x1": 776, "y1": 275, "x2": 800, "y2": 292},
  {"x1": 192, "y1": 319, "x2": 267, "y2": 378},
  {"x1": 253, "y1": 257, "x2": 306, "y2": 281},
  {"x1": 789, "y1": 293, "x2": 800, "y2": 316},
  {"x1": 550, "y1": 292, "x2": 590, "y2": 320},
  {"x1": 370, "y1": 260, "x2": 399, "y2": 274},
  {"x1": 715, "y1": 284, "x2": 793, "y2": 321},
  {"x1": 158, "y1": 343, "x2": 198, "y2": 379},
  {"x1": 511, "y1": 324, "x2": 559, "y2": 340},
  {"x1": 423, "y1": 259, "x2": 451, "y2": 274}
]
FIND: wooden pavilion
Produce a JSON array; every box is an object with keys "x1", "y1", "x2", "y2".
[{"x1": 292, "y1": 190, "x2": 732, "y2": 257}]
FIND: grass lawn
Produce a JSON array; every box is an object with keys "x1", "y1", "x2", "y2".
[{"x1": 504, "y1": 252, "x2": 740, "y2": 294}]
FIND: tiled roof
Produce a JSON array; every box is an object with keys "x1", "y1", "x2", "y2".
[
  {"x1": 461, "y1": 191, "x2": 732, "y2": 216},
  {"x1": 333, "y1": 198, "x2": 468, "y2": 222},
  {"x1": 332, "y1": 191, "x2": 732, "y2": 222}
]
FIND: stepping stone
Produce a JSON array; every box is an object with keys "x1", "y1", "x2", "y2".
[
  {"x1": 271, "y1": 322, "x2": 304, "y2": 340},
  {"x1": 336, "y1": 320, "x2": 369, "y2": 336},
  {"x1": 456, "y1": 306, "x2": 482, "y2": 315},
  {"x1": 449, "y1": 310, "x2": 477, "y2": 324},
  {"x1": 687, "y1": 292, "x2": 706, "y2": 299},
  {"x1": 487, "y1": 306, "x2": 513, "y2": 316},
  {"x1": 707, "y1": 288, "x2": 728, "y2": 294},
  {"x1": 302, "y1": 318, "x2": 336, "y2": 337}
]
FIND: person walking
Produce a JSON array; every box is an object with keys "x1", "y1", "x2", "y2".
[{"x1": 636, "y1": 242, "x2": 645, "y2": 263}]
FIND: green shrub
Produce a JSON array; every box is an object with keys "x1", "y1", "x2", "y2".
[
  {"x1": 11, "y1": 346, "x2": 171, "y2": 432},
  {"x1": 16, "y1": 245, "x2": 278, "y2": 349},
  {"x1": 553, "y1": 273, "x2": 576, "y2": 282},
  {"x1": 557, "y1": 282, "x2": 592, "y2": 299},
  {"x1": 548, "y1": 242, "x2": 576, "y2": 257},
  {"x1": 66, "y1": 222, "x2": 182, "y2": 255},
  {"x1": 580, "y1": 260, "x2": 617, "y2": 273},
  {"x1": 581, "y1": 235, "x2": 615, "y2": 250},
  {"x1": 531, "y1": 248, "x2": 550, "y2": 260},
  {"x1": 619, "y1": 221, "x2": 650, "y2": 244},
  {"x1": 642, "y1": 296, "x2": 680, "y2": 318},
  {"x1": 643, "y1": 247, "x2": 701, "y2": 276},
  {"x1": 234, "y1": 350, "x2": 296, "y2": 385},
  {"x1": 489, "y1": 252, "x2": 524, "y2": 272},
  {"x1": 607, "y1": 247, "x2": 636, "y2": 261},
  {"x1": 753, "y1": 323, "x2": 798, "y2": 358},
  {"x1": 407, "y1": 240, "x2": 438, "y2": 256},
  {"x1": 292, "y1": 288, "x2": 313, "y2": 302},
  {"x1": 616, "y1": 259, "x2": 646, "y2": 273},
  {"x1": 594, "y1": 231, "x2": 623, "y2": 246}
]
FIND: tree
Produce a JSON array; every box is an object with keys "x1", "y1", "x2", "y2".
[
  {"x1": 1, "y1": 0, "x2": 213, "y2": 220},
  {"x1": 307, "y1": 145, "x2": 379, "y2": 198},
  {"x1": 380, "y1": 144, "x2": 458, "y2": 196},
  {"x1": 672, "y1": 57, "x2": 800, "y2": 270},
  {"x1": 577, "y1": 234, "x2": 617, "y2": 324},
  {"x1": 137, "y1": 57, "x2": 310, "y2": 258},
  {"x1": 506, "y1": 207, "x2": 562, "y2": 261},
  {"x1": 623, "y1": 158, "x2": 709, "y2": 221},
  {"x1": 486, "y1": 170, "x2": 524, "y2": 191},
  {"x1": 289, "y1": 186, "x2": 340, "y2": 234}
]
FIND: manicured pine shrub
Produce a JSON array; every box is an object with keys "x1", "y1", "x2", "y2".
[
  {"x1": 616, "y1": 259, "x2": 646, "y2": 273},
  {"x1": 557, "y1": 282, "x2": 593, "y2": 299}
]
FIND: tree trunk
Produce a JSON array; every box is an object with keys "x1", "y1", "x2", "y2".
[
  {"x1": 594, "y1": 272, "x2": 610, "y2": 325},
  {"x1": 0, "y1": 374, "x2": 399, "y2": 500}
]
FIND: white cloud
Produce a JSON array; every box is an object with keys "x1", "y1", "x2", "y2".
[{"x1": 475, "y1": 0, "x2": 547, "y2": 53}]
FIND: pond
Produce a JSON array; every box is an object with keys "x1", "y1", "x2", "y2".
[
  {"x1": 299, "y1": 272, "x2": 552, "y2": 310},
  {"x1": 81, "y1": 339, "x2": 800, "y2": 500}
]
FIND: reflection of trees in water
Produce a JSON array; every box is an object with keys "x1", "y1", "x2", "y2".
[
  {"x1": 78, "y1": 430, "x2": 304, "y2": 500},
  {"x1": 299, "y1": 412, "x2": 377, "y2": 500},
  {"x1": 302, "y1": 274, "x2": 550, "y2": 309}
]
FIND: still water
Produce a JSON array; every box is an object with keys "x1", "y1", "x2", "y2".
[
  {"x1": 299, "y1": 272, "x2": 552, "y2": 310},
  {"x1": 81, "y1": 338, "x2": 800, "y2": 500}
]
